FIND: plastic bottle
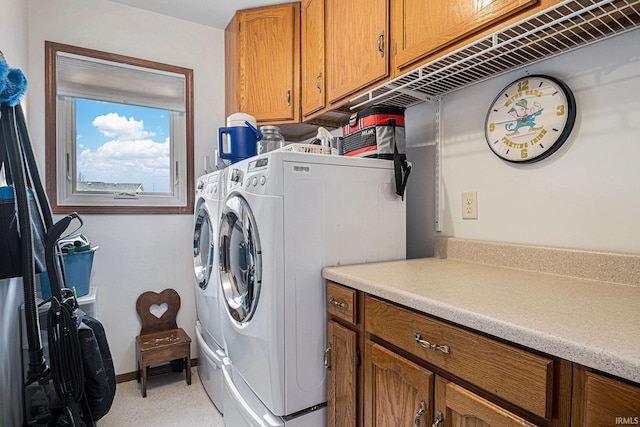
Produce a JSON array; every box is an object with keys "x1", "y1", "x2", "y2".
[{"x1": 258, "y1": 126, "x2": 285, "y2": 154}]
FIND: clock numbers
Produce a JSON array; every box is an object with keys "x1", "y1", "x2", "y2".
[
  {"x1": 521, "y1": 148, "x2": 528, "y2": 159},
  {"x1": 489, "y1": 123, "x2": 495, "y2": 132},
  {"x1": 517, "y1": 80, "x2": 529, "y2": 92},
  {"x1": 556, "y1": 105, "x2": 565, "y2": 116}
]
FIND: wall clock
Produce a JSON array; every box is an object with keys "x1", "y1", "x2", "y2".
[{"x1": 484, "y1": 75, "x2": 576, "y2": 163}]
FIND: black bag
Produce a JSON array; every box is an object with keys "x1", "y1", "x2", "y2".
[
  {"x1": 78, "y1": 313, "x2": 116, "y2": 422},
  {"x1": 0, "y1": 105, "x2": 47, "y2": 279}
]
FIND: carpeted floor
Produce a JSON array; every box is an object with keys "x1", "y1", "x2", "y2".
[{"x1": 99, "y1": 368, "x2": 225, "y2": 426}]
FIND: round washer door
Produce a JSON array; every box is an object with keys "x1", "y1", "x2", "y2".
[
  {"x1": 193, "y1": 203, "x2": 214, "y2": 290},
  {"x1": 219, "y1": 194, "x2": 262, "y2": 323}
]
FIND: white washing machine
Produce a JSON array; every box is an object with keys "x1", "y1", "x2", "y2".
[
  {"x1": 192, "y1": 169, "x2": 226, "y2": 413},
  {"x1": 218, "y1": 150, "x2": 406, "y2": 426}
]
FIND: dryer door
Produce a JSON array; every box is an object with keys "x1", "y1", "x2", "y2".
[
  {"x1": 193, "y1": 203, "x2": 214, "y2": 290},
  {"x1": 219, "y1": 194, "x2": 262, "y2": 323}
]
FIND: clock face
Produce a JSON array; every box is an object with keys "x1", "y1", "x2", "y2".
[{"x1": 484, "y1": 75, "x2": 576, "y2": 163}]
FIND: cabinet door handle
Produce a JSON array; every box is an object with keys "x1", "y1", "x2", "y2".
[
  {"x1": 414, "y1": 400, "x2": 426, "y2": 427},
  {"x1": 377, "y1": 31, "x2": 385, "y2": 57},
  {"x1": 324, "y1": 345, "x2": 332, "y2": 370},
  {"x1": 329, "y1": 297, "x2": 349, "y2": 309},
  {"x1": 414, "y1": 333, "x2": 450, "y2": 354},
  {"x1": 316, "y1": 72, "x2": 322, "y2": 93},
  {"x1": 432, "y1": 410, "x2": 443, "y2": 427},
  {"x1": 286, "y1": 88, "x2": 291, "y2": 106}
]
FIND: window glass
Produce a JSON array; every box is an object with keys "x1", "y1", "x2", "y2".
[{"x1": 74, "y1": 98, "x2": 171, "y2": 194}]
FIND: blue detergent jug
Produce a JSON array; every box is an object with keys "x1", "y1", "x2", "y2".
[{"x1": 218, "y1": 121, "x2": 262, "y2": 164}]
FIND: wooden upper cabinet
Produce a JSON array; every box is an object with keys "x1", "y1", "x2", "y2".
[
  {"x1": 325, "y1": 0, "x2": 389, "y2": 104},
  {"x1": 226, "y1": 2, "x2": 300, "y2": 123},
  {"x1": 390, "y1": 0, "x2": 536, "y2": 75},
  {"x1": 224, "y1": 13, "x2": 238, "y2": 119},
  {"x1": 301, "y1": 0, "x2": 325, "y2": 118}
]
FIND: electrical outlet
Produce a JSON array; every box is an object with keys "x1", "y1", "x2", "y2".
[{"x1": 462, "y1": 191, "x2": 478, "y2": 220}]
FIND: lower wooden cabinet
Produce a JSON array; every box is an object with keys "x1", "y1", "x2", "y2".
[
  {"x1": 364, "y1": 342, "x2": 433, "y2": 427},
  {"x1": 327, "y1": 281, "x2": 363, "y2": 427},
  {"x1": 327, "y1": 320, "x2": 358, "y2": 427},
  {"x1": 572, "y1": 365, "x2": 640, "y2": 427},
  {"x1": 326, "y1": 280, "x2": 640, "y2": 427}
]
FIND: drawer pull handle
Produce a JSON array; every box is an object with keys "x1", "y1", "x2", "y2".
[
  {"x1": 432, "y1": 410, "x2": 443, "y2": 427},
  {"x1": 329, "y1": 297, "x2": 349, "y2": 309},
  {"x1": 414, "y1": 400, "x2": 426, "y2": 427},
  {"x1": 414, "y1": 333, "x2": 450, "y2": 354},
  {"x1": 324, "y1": 345, "x2": 332, "y2": 370}
]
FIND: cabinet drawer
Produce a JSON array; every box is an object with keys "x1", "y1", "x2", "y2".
[
  {"x1": 327, "y1": 281, "x2": 356, "y2": 324},
  {"x1": 365, "y1": 296, "x2": 553, "y2": 418}
]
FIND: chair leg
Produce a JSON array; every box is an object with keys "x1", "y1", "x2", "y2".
[
  {"x1": 186, "y1": 356, "x2": 192, "y2": 386},
  {"x1": 141, "y1": 364, "x2": 147, "y2": 398}
]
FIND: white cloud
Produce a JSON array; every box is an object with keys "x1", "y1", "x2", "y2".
[
  {"x1": 92, "y1": 112, "x2": 155, "y2": 140},
  {"x1": 95, "y1": 137, "x2": 169, "y2": 159},
  {"x1": 78, "y1": 113, "x2": 171, "y2": 191}
]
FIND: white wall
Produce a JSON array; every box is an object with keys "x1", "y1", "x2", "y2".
[
  {"x1": 27, "y1": 0, "x2": 226, "y2": 375},
  {"x1": 1, "y1": 1, "x2": 29, "y2": 425},
  {"x1": 405, "y1": 29, "x2": 640, "y2": 256}
]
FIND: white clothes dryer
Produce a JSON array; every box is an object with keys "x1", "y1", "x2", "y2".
[
  {"x1": 192, "y1": 169, "x2": 226, "y2": 412},
  {"x1": 218, "y1": 151, "x2": 406, "y2": 426}
]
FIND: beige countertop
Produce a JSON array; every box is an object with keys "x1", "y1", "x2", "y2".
[{"x1": 322, "y1": 239, "x2": 640, "y2": 384}]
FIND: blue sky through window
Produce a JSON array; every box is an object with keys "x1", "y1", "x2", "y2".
[{"x1": 75, "y1": 98, "x2": 171, "y2": 193}]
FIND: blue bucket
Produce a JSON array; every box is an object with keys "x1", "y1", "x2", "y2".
[{"x1": 40, "y1": 249, "x2": 95, "y2": 299}]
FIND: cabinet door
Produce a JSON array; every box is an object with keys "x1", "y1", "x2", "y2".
[
  {"x1": 325, "y1": 0, "x2": 389, "y2": 104},
  {"x1": 328, "y1": 320, "x2": 358, "y2": 427},
  {"x1": 236, "y1": 3, "x2": 300, "y2": 122},
  {"x1": 390, "y1": 0, "x2": 535, "y2": 74},
  {"x1": 364, "y1": 341, "x2": 433, "y2": 427},
  {"x1": 301, "y1": 0, "x2": 324, "y2": 117},
  {"x1": 572, "y1": 366, "x2": 640, "y2": 427},
  {"x1": 435, "y1": 378, "x2": 537, "y2": 427}
]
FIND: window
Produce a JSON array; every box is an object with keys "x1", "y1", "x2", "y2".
[{"x1": 45, "y1": 41, "x2": 194, "y2": 214}]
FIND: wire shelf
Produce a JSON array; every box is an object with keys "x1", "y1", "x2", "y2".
[{"x1": 350, "y1": 0, "x2": 640, "y2": 110}]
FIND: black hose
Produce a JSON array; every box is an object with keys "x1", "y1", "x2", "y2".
[{"x1": 48, "y1": 297, "x2": 85, "y2": 425}]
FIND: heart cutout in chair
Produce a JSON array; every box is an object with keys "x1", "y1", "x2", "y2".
[
  {"x1": 149, "y1": 303, "x2": 168, "y2": 319},
  {"x1": 136, "y1": 289, "x2": 181, "y2": 335}
]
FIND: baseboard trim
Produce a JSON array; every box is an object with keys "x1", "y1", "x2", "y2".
[{"x1": 116, "y1": 358, "x2": 199, "y2": 384}]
